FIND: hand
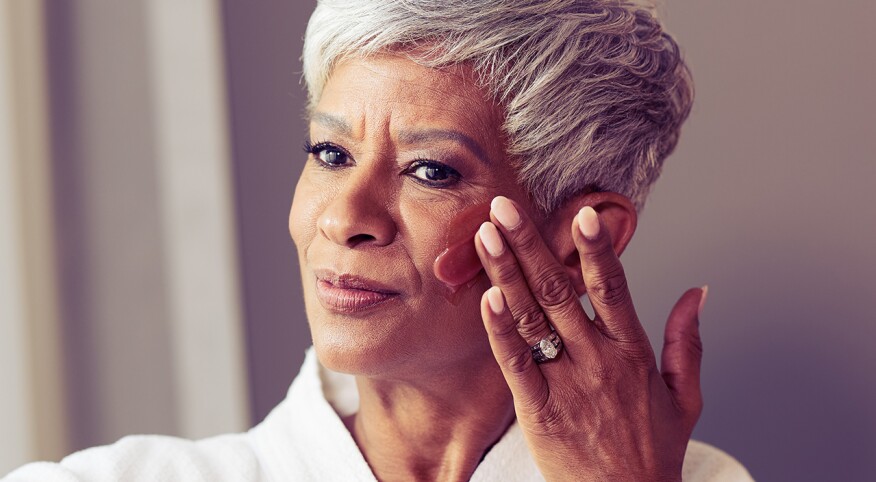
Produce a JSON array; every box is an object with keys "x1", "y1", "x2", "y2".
[{"x1": 474, "y1": 196, "x2": 705, "y2": 482}]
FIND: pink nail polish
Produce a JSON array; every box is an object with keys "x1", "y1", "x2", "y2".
[
  {"x1": 487, "y1": 286, "x2": 505, "y2": 314},
  {"x1": 698, "y1": 285, "x2": 709, "y2": 316},
  {"x1": 478, "y1": 222, "x2": 505, "y2": 257},
  {"x1": 491, "y1": 196, "x2": 521, "y2": 230},
  {"x1": 577, "y1": 206, "x2": 600, "y2": 240}
]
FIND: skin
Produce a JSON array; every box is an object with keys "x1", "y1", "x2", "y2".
[{"x1": 289, "y1": 53, "x2": 704, "y2": 481}]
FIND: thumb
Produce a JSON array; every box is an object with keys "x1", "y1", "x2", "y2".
[{"x1": 661, "y1": 286, "x2": 706, "y2": 421}]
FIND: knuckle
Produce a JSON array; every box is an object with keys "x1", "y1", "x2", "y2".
[
  {"x1": 588, "y1": 264, "x2": 631, "y2": 308},
  {"x1": 489, "y1": 317, "x2": 521, "y2": 341},
  {"x1": 687, "y1": 331, "x2": 704, "y2": 359},
  {"x1": 665, "y1": 329, "x2": 704, "y2": 361},
  {"x1": 502, "y1": 348, "x2": 536, "y2": 376},
  {"x1": 583, "y1": 236, "x2": 616, "y2": 264},
  {"x1": 512, "y1": 229, "x2": 543, "y2": 258},
  {"x1": 534, "y1": 271, "x2": 577, "y2": 310},
  {"x1": 490, "y1": 257, "x2": 524, "y2": 285},
  {"x1": 515, "y1": 309, "x2": 549, "y2": 339}
]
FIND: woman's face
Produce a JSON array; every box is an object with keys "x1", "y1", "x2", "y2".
[{"x1": 290, "y1": 54, "x2": 536, "y2": 377}]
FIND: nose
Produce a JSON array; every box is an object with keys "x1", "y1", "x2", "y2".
[{"x1": 317, "y1": 170, "x2": 398, "y2": 249}]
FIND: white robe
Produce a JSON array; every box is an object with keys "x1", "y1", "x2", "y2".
[{"x1": 4, "y1": 348, "x2": 753, "y2": 481}]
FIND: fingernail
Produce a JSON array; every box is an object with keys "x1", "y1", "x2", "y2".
[
  {"x1": 487, "y1": 286, "x2": 505, "y2": 314},
  {"x1": 479, "y1": 222, "x2": 505, "y2": 257},
  {"x1": 698, "y1": 285, "x2": 709, "y2": 316},
  {"x1": 577, "y1": 206, "x2": 600, "y2": 240},
  {"x1": 491, "y1": 196, "x2": 521, "y2": 230}
]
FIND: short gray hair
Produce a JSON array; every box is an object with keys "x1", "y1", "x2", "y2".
[{"x1": 302, "y1": 0, "x2": 694, "y2": 213}]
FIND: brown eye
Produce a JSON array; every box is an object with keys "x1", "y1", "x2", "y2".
[
  {"x1": 317, "y1": 147, "x2": 347, "y2": 166},
  {"x1": 415, "y1": 164, "x2": 449, "y2": 181},
  {"x1": 304, "y1": 140, "x2": 351, "y2": 168},
  {"x1": 409, "y1": 160, "x2": 460, "y2": 187}
]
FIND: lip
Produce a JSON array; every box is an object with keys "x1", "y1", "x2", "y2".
[{"x1": 313, "y1": 269, "x2": 401, "y2": 313}]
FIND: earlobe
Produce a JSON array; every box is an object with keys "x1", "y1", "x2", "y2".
[{"x1": 543, "y1": 192, "x2": 638, "y2": 296}]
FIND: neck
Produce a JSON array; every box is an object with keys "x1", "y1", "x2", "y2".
[{"x1": 345, "y1": 357, "x2": 515, "y2": 482}]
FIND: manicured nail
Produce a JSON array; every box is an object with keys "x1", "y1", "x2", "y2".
[
  {"x1": 487, "y1": 286, "x2": 505, "y2": 314},
  {"x1": 577, "y1": 206, "x2": 600, "y2": 240},
  {"x1": 491, "y1": 196, "x2": 521, "y2": 230},
  {"x1": 698, "y1": 285, "x2": 709, "y2": 316},
  {"x1": 479, "y1": 222, "x2": 505, "y2": 257}
]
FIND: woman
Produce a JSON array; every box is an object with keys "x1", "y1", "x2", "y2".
[{"x1": 6, "y1": 1, "x2": 751, "y2": 481}]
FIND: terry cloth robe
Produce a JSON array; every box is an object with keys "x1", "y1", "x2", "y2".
[{"x1": 3, "y1": 348, "x2": 754, "y2": 481}]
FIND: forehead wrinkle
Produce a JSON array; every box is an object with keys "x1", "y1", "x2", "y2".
[
  {"x1": 380, "y1": 95, "x2": 498, "y2": 156},
  {"x1": 319, "y1": 58, "x2": 504, "y2": 165}
]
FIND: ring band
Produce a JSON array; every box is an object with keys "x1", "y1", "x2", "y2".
[{"x1": 531, "y1": 330, "x2": 562, "y2": 364}]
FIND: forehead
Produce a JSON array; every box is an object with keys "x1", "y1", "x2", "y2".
[{"x1": 314, "y1": 54, "x2": 506, "y2": 147}]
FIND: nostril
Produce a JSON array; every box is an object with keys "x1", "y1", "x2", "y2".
[
  {"x1": 347, "y1": 233, "x2": 377, "y2": 247},
  {"x1": 317, "y1": 196, "x2": 397, "y2": 247}
]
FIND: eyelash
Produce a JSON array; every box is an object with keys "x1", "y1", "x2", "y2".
[
  {"x1": 302, "y1": 139, "x2": 462, "y2": 188},
  {"x1": 303, "y1": 140, "x2": 350, "y2": 169}
]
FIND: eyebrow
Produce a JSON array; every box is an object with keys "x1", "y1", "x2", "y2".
[
  {"x1": 310, "y1": 111, "x2": 492, "y2": 165},
  {"x1": 310, "y1": 112, "x2": 353, "y2": 137},
  {"x1": 397, "y1": 129, "x2": 492, "y2": 166}
]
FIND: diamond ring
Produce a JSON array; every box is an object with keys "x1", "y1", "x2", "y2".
[{"x1": 531, "y1": 330, "x2": 562, "y2": 364}]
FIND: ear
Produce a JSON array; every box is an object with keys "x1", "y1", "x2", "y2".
[{"x1": 540, "y1": 192, "x2": 638, "y2": 296}]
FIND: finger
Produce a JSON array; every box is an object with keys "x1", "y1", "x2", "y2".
[
  {"x1": 661, "y1": 286, "x2": 705, "y2": 422},
  {"x1": 488, "y1": 196, "x2": 597, "y2": 344},
  {"x1": 572, "y1": 206, "x2": 646, "y2": 346},
  {"x1": 481, "y1": 286, "x2": 550, "y2": 412},
  {"x1": 475, "y1": 221, "x2": 556, "y2": 347}
]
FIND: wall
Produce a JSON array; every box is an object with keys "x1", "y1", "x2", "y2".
[
  {"x1": 1, "y1": 1, "x2": 249, "y2": 469},
  {"x1": 0, "y1": 0, "x2": 65, "y2": 471},
  {"x1": 635, "y1": 2, "x2": 876, "y2": 480},
  {"x1": 221, "y1": 0, "x2": 312, "y2": 423}
]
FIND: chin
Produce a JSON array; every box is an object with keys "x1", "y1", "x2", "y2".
[
  {"x1": 305, "y1": 304, "x2": 422, "y2": 378},
  {"x1": 310, "y1": 329, "x2": 394, "y2": 377}
]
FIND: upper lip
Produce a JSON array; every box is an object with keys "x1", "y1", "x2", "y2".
[{"x1": 313, "y1": 268, "x2": 401, "y2": 295}]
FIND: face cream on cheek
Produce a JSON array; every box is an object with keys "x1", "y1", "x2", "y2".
[{"x1": 433, "y1": 203, "x2": 492, "y2": 302}]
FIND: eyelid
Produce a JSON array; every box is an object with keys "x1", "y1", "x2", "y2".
[
  {"x1": 304, "y1": 139, "x2": 351, "y2": 156},
  {"x1": 406, "y1": 158, "x2": 457, "y2": 173}
]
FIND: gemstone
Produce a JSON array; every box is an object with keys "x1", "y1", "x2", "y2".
[{"x1": 540, "y1": 339, "x2": 558, "y2": 359}]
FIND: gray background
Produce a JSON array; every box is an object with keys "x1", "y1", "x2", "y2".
[
  {"x1": 221, "y1": 1, "x2": 876, "y2": 480},
  {"x1": 40, "y1": 1, "x2": 876, "y2": 480}
]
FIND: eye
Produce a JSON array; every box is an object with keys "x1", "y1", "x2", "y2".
[
  {"x1": 407, "y1": 160, "x2": 461, "y2": 187},
  {"x1": 303, "y1": 140, "x2": 351, "y2": 167}
]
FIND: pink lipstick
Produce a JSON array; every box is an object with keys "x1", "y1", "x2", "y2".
[{"x1": 315, "y1": 273, "x2": 400, "y2": 313}]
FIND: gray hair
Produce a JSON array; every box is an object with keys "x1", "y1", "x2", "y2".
[{"x1": 302, "y1": 0, "x2": 694, "y2": 213}]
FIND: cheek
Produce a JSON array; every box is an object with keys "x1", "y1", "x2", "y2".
[
  {"x1": 397, "y1": 199, "x2": 491, "y2": 328},
  {"x1": 401, "y1": 230, "x2": 440, "y2": 293},
  {"x1": 398, "y1": 201, "x2": 460, "y2": 276},
  {"x1": 289, "y1": 175, "x2": 322, "y2": 249}
]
